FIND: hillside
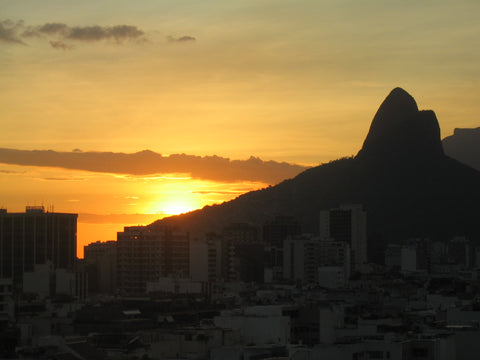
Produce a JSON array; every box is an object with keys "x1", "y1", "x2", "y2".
[{"x1": 152, "y1": 88, "x2": 480, "y2": 262}]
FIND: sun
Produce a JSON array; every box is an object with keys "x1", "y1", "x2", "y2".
[
  {"x1": 143, "y1": 181, "x2": 210, "y2": 217},
  {"x1": 162, "y1": 201, "x2": 196, "y2": 216},
  {"x1": 148, "y1": 192, "x2": 202, "y2": 216}
]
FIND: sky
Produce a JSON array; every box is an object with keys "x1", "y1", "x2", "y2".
[{"x1": 1, "y1": 1, "x2": 479, "y2": 257}]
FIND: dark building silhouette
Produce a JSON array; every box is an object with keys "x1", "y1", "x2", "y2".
[
  {"x1": 0, "y1": 206, "x2": 77, "y2": 292},
  {"x1": 320, "y1": 204, "x2": 366, "y2": 272},
  {"x1": 283, "y1": 234, "x2": 350, "y2": 285},
  {"x1": 263, "y1": 216, "x2": 301, "y2": 281},
  {"x1": 447, "y1": 236, "x2": 472, "y2": 269},
  {"x1": 263, "y1": 216, "x2": 301, "y2": 248},
  {"x1": 84, "y1": 240, "x2": 117, "y2": 295},
  {"x1": 232, "y1": 242, "x2": 264, "y2": 283},
  {"x1": 223, "y1": 223, "x2": 258, "y2": 244},
  {"x1": 221, "y1": 223, "x2": 262, "y2": 282},
  {"x1": 116, "y1": 226, "x2": 189, "y2": 296},
  {"x1": 205, "y1": 232, "x2": 223, "y2": 282}
]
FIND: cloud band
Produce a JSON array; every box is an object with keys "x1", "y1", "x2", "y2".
[{"x1": 0, "y1": 148, "x2": 309, "y2": 184}]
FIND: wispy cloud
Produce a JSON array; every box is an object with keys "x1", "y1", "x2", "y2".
[
  {"x1": 49, "y1": 40, "x2": 74, "y2": 50},
  {"x1": 193, "y1": 190, "x2": 250, "y2": 195},
  {"x1": 167, "y1": 35, "x2": 196, "y2": 43},
  {"x1": 0, "y1": 169, "x2": 26, "y2": 175},
  {"x1": 39, "y1": 176, "x2": 88, "y2": 181},
  {"x1": 0, "y1": 148, "x2": 309, "y2": 184},
  {"x1": 78, "y1": 213, "x2": 165, "y2": 224}
]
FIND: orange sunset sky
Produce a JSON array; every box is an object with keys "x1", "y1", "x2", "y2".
[{"x1": 1, "y1": 1, "x2": 479, "y2": 257}]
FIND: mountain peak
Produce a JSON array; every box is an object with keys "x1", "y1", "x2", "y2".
[
  {"x1": 386, "y1": 87, "x2": 418, "y2": 108},
  {"x1": 357, "y1": 88, "x2": 444, "y2": 162}
]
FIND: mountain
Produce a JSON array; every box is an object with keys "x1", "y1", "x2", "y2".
[
  {"x1": 152, "y1": 88, "x2": 480, "y2": 262},
  {"x1": 358, "y1": 87, "x2": 444, "y2": 162},
  {"x1": 443, "y1": 127, "x2": 480, "y2": 171}
]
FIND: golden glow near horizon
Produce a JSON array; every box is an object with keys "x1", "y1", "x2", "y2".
[
  {"x1": 0, "y1": 163, "x2": 268, "y2": 257},
  {"x1": 1, "y1": 0, "x2": 480, "y2": 257}
]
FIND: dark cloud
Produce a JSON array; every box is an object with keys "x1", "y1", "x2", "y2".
[
  {"x1": 38, "y1": 22, "x2": 69, "y2": 35},
  {"x1": 167, "y1": 35, "x2": 196, "y2": 43},
  {"x1": 0, "y1": 148, "x2": 310, "y2": 184},
  {"x1": 0, "y1": 19, "x2": 147, "y2": 47},
  {"x1": 0, "y1": 19, "x2": 26, "y2": 44},
  {"x1": 109, "y1": 25, "x2": 145, "y2": 41},
  {"x1": 49, "y1": 40, "x2": 74, "y2": 50},
  {"x1": 67, "y1": 25, "x2": 109, "y2": 41},
  {"x1": 21, "y1": 28, "x2": 41, "y2": 38},
  {"x1": 67, "y1": 24, "x2": 144, "y2": 42},
  {"x1": 2, "y1": 20, "x2": 197, "y2": 49}
]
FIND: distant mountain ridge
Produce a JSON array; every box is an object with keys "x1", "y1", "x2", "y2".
[
  {"x1": 443, "y1": 127, "x2": 480, "y2": 171},
  {"x1": 152, "y1": 88, "x2": 480, "y2": 262}
]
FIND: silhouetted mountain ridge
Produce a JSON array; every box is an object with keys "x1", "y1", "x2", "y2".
[
  {"x1": 443, "y1": 127, "x2": 480, "y2": 171},
  {"x1": 151, "y1": 88, "x2": 480, "y2": 262}
]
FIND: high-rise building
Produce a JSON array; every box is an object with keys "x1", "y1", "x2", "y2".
[
  {"x1": 0, "y1": 206, "x2": 77, "y2": 292},
  {"x1": 318, "y1": 240, "x2": 351, "y2": 278},
  {"x1": 447, "y1": 236, "x2": 472, "y2": 268},
  {"x1": 84, "y1": 240, "x2": 117, "y2": 295},
  {"x1": 190, "y1": 226, "x2": 264, "y2": 284},
  {"x1": 263, "y1": 216, "x2": 301, "y2": 248},
  {"x1": 283, "y1": 235, "x2": 351, "y2": 285},
  {"x1": 206, "y1": 233, "x2": 223, "y2": 282},
  {"x1": 221, "y1": 223, "x2": 263, "y2": 282},
  {"x1": 263, "y1": 216, "x2": 301, "y2": 281},
  {"x1": 320, "y1": 204, "x2": 367, "y2": 272},
  {"x1": 189, "y1": 233, "x2": 223, "y2": 283},
  {"x1": 283, "y1": 234, "x2": 320, "y2": 284},
  {"x1": 116, "y1": 226, "x2": 189, "y2": 296},
  {"x1": 0, "y1": 278, "x2": 14, "y2": 322}
]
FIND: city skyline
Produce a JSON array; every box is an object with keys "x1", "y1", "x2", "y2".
[{"x1": 2, "y1": 1, "x2": 480, "y2": 256}]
